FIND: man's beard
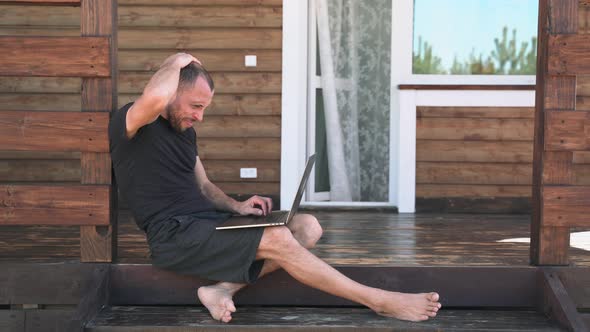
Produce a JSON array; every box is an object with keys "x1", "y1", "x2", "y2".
[{"x1": 165, "y1": 105, "x2": 186, "y2": 133}]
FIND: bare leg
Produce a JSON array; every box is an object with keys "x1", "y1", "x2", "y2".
[
  {"x1": 198, "y1": 214, "x2": 322, "y2": 322},
  {"x1": 254, "y1": 225, "x2": 441, "y2": 322}
]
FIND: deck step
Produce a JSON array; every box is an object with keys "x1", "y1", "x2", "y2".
[{"x1": 85, "y1": 306, "x2": 562, "y2": 332}]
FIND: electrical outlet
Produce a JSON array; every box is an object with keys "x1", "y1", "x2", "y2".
[
  {"x1": 240, "y1": 168, "x2": 257, "y2": 178},
  {"x1": 245, "y1": 55, "x2": 257, "y2": 67}
]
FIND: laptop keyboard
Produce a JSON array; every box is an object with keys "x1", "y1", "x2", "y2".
[{"x1": 266, "y1": 211, "x2": 288, "y2": 223}]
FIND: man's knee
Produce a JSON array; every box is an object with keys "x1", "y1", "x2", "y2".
[
  {"x1": 257, "y1": 225, "x2": 299, "y2": 259},
  {"x1": 293, "y1": 214, "x2": 323, "y2": 248}
]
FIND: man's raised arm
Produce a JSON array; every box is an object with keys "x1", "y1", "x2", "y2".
[{"x1": 125, "y1": 53, "x2": 199, "y2": 139}]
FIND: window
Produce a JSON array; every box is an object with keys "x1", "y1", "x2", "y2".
[{"x1": 412, "y1": 0, "x2": 538, "y2": 75}]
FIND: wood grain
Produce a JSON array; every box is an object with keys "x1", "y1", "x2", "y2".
[
  {"x1": 416, "y1": 162, "x2": 532, "y2": 185},
  {"x1": 119, "y1": 28, "x2": 282, "y2": 49},
  {"x1": 544, "y1": 110, "x2": 590, "y2": 151},
  {"x1": 549, "y1": 35, "x2": 590, "y2": 74},
  {"x1": 416, "y1": 140, "x2": 533, "y2": 163},
  {"x1": 0, "y1": 37, "x2": 110, "y2": 77},
  {"x1": 417, "y1": 118, "x2": 534, "y2": 141},
  {"x1": 417, "y1": 106, "x2": 534, "y2": 119},
  {"x1": 0, "y1": 111, "x2": 109, "y2": 152},
  {"x1": 542, "y1": 151, "x2": 573, "y2": 184},
  {"x1": 0, "y1": 159, "x2": 80, "y2": 182},
  {"x1": 416, "y1": 184, "x2": 531, "y2": 197},
  {"x1": 0, "y1": 76, "x2": 80, "y2": 93},
  {"x1": 0, "y1": 185, "x2": 110, "y2": 225},
  {"x1": 0, "y1": 0, "x2": 79, "y2": 5},
  {"x1": 544, "y1": 76, "x2": 576, "y2": 110},
  {"x1": 542, "y1": 186, "x2": 590, "y2": 226},
  {"x1": 0, "y1": 93, "x2": 81, "y2": 111},
  {"x1": 119, "y1": 6, "x2": 281, "y2": 28},
  {"x1": 198, "y1": 138, "x2": 280, "y2": 160},
  {"x1": 118, "y1": 0, "x2": 282, "y2": 5}
]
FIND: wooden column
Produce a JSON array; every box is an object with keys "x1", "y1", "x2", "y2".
[
  {"x1": 531, "y1": 0, "x2": 590, "y2": 265},
  {"x1": 80, "y1": 0, "x2": 118, "y2": 262}
]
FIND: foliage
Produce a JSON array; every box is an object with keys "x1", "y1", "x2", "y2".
[{"x1": 413, "y1": 26, "x2": 537, "y2": 75}]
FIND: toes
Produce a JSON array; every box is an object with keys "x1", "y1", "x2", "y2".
[
  {"x1": 426, "y1": 310, "x2": 437, "y2": 318},
  {"x1": 227, "y1": 301, "x2": 237, "y2": 313},
  {"x1": 418, "y1": 314, "x2": 429, "y2": 321},
  {"x1": 428, "y1": 292, "x2": 439, "y2": 302}
]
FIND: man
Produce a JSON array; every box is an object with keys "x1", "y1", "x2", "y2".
[{"x1": 109, "y1": 53, "x2": 441, "y2": 323}]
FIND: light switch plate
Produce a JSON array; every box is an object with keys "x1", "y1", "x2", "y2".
[
  {"x1": 240, "y1": 168, "x2": 257, "y2": 178},
  {"x1": 245, "y1": 55, "x2": 257, "y2": 67}
]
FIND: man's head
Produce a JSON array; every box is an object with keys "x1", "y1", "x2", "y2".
[{"x1": 165, "y1": 62, "x2": 215, "y2": 133}]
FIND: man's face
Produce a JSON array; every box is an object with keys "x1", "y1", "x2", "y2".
[{"x1": 165, "y1": 77, "x2": 213, "y2": 133}]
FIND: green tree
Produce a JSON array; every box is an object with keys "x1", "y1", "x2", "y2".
[{"x1": 413, "y1": 36, "x2": 446, "y2": 74}]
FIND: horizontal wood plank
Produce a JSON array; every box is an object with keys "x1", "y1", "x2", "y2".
[
  {"x1": 417, "y1": 118, "x2": 534, "y2": 141},
  {"x1": 0, "y1": 159, "x2": 80, "y2": 182},
  {"x1": 120, "y1": 94, "x2": 281, "y2": 116},
  {"x1": 195, "y1": 115, "x2": 280, "y2": 138},
  {"x1": 545, "y1": 110, "x2": 590, "y2": 151},
  {"x1": 581, "y1": 2, "x2": 590, "y2": 34},
  {"x1": 542, "y1": 186, "x2": 590, "y2": 227},
  {"x1": 216, "y1": 181, "x2": 279, "y2": 195},
  {"x1": 119, "y1": 6, "x2": 281, "y2": 28},
  {"x1": 119, "y1": 49, "x2": 281, "y2": 72},
  {"x1": 202, "y1": 159, "x2": 279, "y2": 182},
  {"x1": 416, "y1": 184, "x2": 531, "y2": 198},
  {"x1": 0, "y1": 93, "x2": 81, "y2": 111},
  {"x1": 0, "y1": 185, "x2": 109, "y2": 225},
  {"x1": 0, "y1": 5, "x2": 78, "y2": 26},
  {"x1": 417, "y1": 106, "x2": 534, "y2": 119},
  {"x1": 417, "y1": 162, "x2": 532, "y2": 185},
  {"x1": 417, "y1": 140, "x2": 533, "y2": 163},
  {"x1": 0, "y1": 37, "x2": 110, "y2": 77},
  {"x1": 198, "y1": 138, "x2": 280, "y2": 160},
  {"x1": 0, "y1": 151, "x2": 79, "y2": 159},
  {"x1": 549, "y1": 34, "x2": 590, "y2": 74},
  {"x1": 119, "y1": 28, "x2": 282, "y2": 49},
  {"x1": 0, "y1": 26, "x2": 79, "y2": 37},
  {"x1": 118, "y1": 0, "x2": 282, "y2": 5},
  {"x1": 573, "y1": 151, "x2": 590, "y2": 163},
  {"x1": 0, "y1": 111, "x2": 109, "y2": 152},
  {"x1": 0, "y1": 0, "x2": 79, "y2": 5},
  {"x1": 119, "y1": 72, "x2": 281, "y2": 94},
  {"x1": 0, "y1": 77, "x2": 80, "y2": 93}
]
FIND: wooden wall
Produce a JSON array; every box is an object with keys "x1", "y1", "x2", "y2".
[
  {"x1": 416, "y1": 103, "x2": 590, "y2": 212},
  {"x1": 0, "y1": 0, "x2": 282, "y2": 199}
]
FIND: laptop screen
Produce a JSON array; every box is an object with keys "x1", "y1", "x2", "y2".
[{"x1": 285, "y1": 154, "x2": 316, "y2": 223}]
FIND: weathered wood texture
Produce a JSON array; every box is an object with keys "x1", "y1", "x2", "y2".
[
  {"x1": 0, "y1": 0, "x2": 80, "y2": 5},
  {"x1": 3, "y1": 211, "x2": 590, "y2": 269},
  {"x1": 0, "y1": 0, "x2": 282, "y2": 197},
  {"x1": 0, "y1": 36, "x2": 110, "y2": 77},
  {"x1": 86, "y1": 306, "x2": 561, "y2": 332},
  {"x1": 79, "y1": 0, "x2": 118, "y2": 263},
  {"x1": 0, "y1": 111, "x2": 109, "y2": 152},
  {"x1": 538, "y1": 269, "x2": 587, "y2": 331},
  {"x1": 531, "y1": 0, "x2": 590, "y2": 266},
  {"x1": 0, "y1": 185, "x2": 110, "y2": 225}
]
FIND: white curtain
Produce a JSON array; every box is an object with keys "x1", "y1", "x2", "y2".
[{"x1": 315, "y1": 0, "x2": 391, "y2": 202}]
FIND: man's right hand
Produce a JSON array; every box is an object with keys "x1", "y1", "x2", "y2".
[
  {"x1": 235, "y1": 195, "x2": 273, "y2": 216},
  {"x1": 125, "y1": 53, "x2": 201, "y2": 139}
]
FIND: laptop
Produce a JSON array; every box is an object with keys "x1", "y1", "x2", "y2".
[{"x1": 216, "y1": 154, "x2": 316, "y2": 230}]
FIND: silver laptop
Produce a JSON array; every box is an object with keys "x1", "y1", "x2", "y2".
[{"x1": 216, "y1": 155, "x2": 316, "y2": 230}]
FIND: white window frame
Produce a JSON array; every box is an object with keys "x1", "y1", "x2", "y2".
[
  {"x1": 395, "y1": 1, "x2": 537, "y2": 85},
  {"x1": 281, "y1": 0, "x2": 537, "y2": 211}
]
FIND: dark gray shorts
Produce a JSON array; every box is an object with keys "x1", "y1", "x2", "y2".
[{"x1": 145, "y1": 211, "x2": 265, "y2": 284}]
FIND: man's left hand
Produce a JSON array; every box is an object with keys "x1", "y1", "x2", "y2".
[{"x1": 236, "y1": 195, "x2": 273, "y2": 216}]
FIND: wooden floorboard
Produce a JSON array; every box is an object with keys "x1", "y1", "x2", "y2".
[
  {"x1": 0, "y1": 211, "x2": 588, "y2": 267},
  {"x1": 85, "y1": 306, "x2": 562, "y2": 332}
]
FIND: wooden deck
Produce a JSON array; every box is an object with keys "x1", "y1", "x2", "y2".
[{"x1": 0, "y1": 211, "x2": 588, "y2": 267}]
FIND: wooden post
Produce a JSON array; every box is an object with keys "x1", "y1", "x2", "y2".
[
  {"x1": 531, "y1": 0, "x2": 587, "y2": 265},
  {"x1": 80, "y1": 0, "x2": 118, "y2": 262}
]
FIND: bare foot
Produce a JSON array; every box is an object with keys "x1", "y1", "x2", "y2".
[
  {"x1": 197, "y1": 285, "x2": 237, "y2": 323},
  {"x1": 370, "y1": 291, "x2": 441, "y2": 322}
]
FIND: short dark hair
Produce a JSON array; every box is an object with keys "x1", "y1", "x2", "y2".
[{"x1": 178, "y1": 62, "x2": 214, "y2": 92}]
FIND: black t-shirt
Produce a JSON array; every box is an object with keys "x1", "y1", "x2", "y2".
[{"x1": 109, "y1": 102, "x2": 215, "y2": 231}]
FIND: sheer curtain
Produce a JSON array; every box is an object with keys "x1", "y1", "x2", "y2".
[{"x1": 315, "y1": 0, "x2": 391, "y2": 202}]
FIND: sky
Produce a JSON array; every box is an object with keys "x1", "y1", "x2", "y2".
[{"x1": 413, "y1": 0, "x2": 539, "y2": 70}]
